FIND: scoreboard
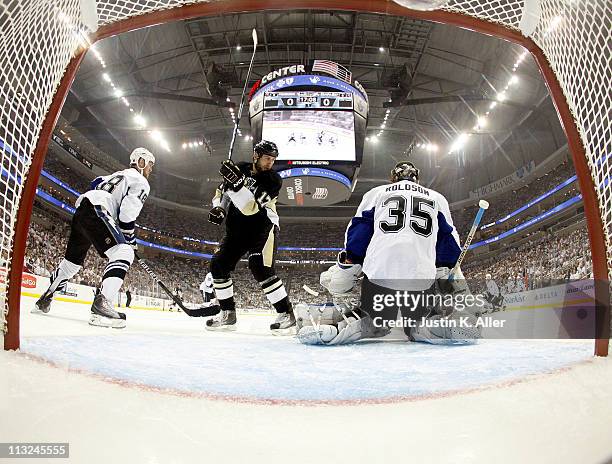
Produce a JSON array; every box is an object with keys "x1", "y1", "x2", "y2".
[
  {"x1": 243, "y1": 63, "x2": 369, "y2": 207},
  {"x1": 261, "y1": 91, "x2": 357, "y2": 163},
  {"x1": 263, "y1": 91, "x2": 354, "y2": 110}
]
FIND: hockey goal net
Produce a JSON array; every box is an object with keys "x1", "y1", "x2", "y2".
[{"x1": 1, "y1": 0, "x2": 610, "y2": 353}]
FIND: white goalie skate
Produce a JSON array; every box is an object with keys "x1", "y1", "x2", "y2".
[{"x1": 89, "y1": 294, "x2": 127, "y2": 329}]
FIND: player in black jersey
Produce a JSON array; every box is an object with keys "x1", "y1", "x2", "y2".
[{"x1": 206, "y1": 140, "x2": 295, "y2": 333}]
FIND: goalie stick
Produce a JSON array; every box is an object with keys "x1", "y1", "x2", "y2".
[
  {"x1": 135, "y1": 254, "x2": 220, "y2": 318},
  {"x1": 449, "y1": 199, "x2": 489, "y2": 281},
  {"x1": 227, "y1": 28, "x2": 258, "y2": 160}
]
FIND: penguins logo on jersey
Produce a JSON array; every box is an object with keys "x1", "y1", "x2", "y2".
[{"x1": 245, "y1": 177, "x2": 257, "y2": 190}]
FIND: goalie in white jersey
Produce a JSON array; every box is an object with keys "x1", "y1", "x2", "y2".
[
  {"x1": 32, "y1": 148, "x2": 155, "y2": 328},
  {"x1": 296, "y1": 161, "x2": 481, "y2": 345}
]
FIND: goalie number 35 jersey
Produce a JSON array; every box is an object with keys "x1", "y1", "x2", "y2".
[
  {"x1": 344, "y1": 180, "x2": 461, "y2": 290},
  {"x1": 76, "y1": 168, "x2": 150, "y2": 231}
]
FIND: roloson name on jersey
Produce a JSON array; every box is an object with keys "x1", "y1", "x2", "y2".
[
  {"x1": 261, "y1": 65, "x2": 306, "y2": 84},
  {"x1": 385, "y1": 183, "x2": 430, "y2": 196}
]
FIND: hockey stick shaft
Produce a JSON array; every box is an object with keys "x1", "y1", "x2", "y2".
[
  {"x1": 135, "y1": 254, "x2": 219, "y2": 317},
  {"x1": 227, "y1": 28, "x2": 258, "y2": 160},
  {"x1": 449, "y1": 199, "x2": 489, "y2": 280}
]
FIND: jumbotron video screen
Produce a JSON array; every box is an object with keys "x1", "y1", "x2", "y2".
[{"x1": 260, "y1": 91, "x2": 357, "y2": 162}]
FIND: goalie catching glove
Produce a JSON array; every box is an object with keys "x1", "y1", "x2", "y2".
[
  {"x1": 319, "y1": 251, "x2": 362, "y2": 295},
  {"x1": 208, "y1": 206, "x2": 226, "y2": 225},
  {"x1": 219, "y1": 160, "x2": 245, "y2": 191}
]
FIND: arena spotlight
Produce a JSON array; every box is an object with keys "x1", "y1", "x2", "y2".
[
  {"x1": 133, "y1": 114, "x2": 146, "y2": 127},
  {"x1": 449, "y1": 133, "x2": 468, "y2": 153}
]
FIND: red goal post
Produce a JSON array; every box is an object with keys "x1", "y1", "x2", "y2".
[{"x1": 1, "y1": 0, "x2": 609, "y2": 355}]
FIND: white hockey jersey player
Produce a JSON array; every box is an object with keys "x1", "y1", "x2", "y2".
[
  {"x1": 80, "y1": 166, "x2": 150, "y2": 244},
  {"x1": 344, "y1": 164, "x2": 461, "y2": 290},
  {"x1": 485, "y1": 274, "x2": 500, "y2": 296},
  {"x1": 200, "y1": 272, "x2": 215, "y2": 303},
  {"x1": 33, "y1": 147, "x2": 154, "y2": 329}
]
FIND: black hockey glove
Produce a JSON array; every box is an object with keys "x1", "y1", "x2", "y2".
[
  {"x1": 208, "y1": 206, "x2": 226, "y2": 225},
  {"x1": 219, "y1": 160, "x2": 245, "y2": 191}
]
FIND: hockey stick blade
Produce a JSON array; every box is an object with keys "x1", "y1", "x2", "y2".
[{"x1": 135, "y1": 254, "x2": 220, "y2": 317}]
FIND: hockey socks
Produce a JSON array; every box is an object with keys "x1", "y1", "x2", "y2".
[
  {"x1": 259, "y1": 275, "x2": 291, "y2": 313},
  {"x1": 101, "y1": 244, "x2": 134, "y2": 304},
  {"x1": 45, "y1": 259, "x2": 81, "y2": 295},
  {"x1": 213, "y1": 277, "x2": 236, "y2": 311}
]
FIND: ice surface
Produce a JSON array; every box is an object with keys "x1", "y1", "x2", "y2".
[
  {"x1": 2, "y1": 297, "x2": 611, "y2": 464},
  {"x1": 19, "y1": 297, "x2": 594, "y2": 401}
]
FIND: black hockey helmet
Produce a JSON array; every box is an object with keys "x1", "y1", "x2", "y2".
[
  {"x1": 390, "y1": 161, "x2": 419, "y2": 183},
  {"x1": 254, "y1": 140, "x2": 279, "y2": 158}
]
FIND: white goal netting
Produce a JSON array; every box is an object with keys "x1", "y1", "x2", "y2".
[{"x1": 1, "y1": 0, "x2": 611, "y2": 343}]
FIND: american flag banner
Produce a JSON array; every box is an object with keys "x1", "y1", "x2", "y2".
[{"x1": 312, "y1": 60, "x2": 352, "y2": 84}]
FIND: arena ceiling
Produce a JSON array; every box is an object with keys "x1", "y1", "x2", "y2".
[{"x1": 58, "y1": 9, "x2": 566, "y2": 214}]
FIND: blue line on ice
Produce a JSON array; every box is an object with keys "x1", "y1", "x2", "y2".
[{"x1": 21, "y1": 335, "x2": 592, "y2": 401}]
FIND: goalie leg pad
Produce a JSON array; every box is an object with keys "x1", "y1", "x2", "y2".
[
  {"x1": 297, "y1": 325, "x2": 339, "y2": 345},
  {"x1": 295, "y1": 303, "x2": 387, "y2": 345},
  {"x1": 410, "y1": 313, "x2": 481, "y2": 345},
  {"x1": 295, "y1": 302, "x2": 342, "y2": 326}
]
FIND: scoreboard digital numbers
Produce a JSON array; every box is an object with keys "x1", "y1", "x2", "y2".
[{"x1": 264, "y1": 91, "x2": 354, "y2": 110}]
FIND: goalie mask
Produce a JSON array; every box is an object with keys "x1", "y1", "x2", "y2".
[{"x1": 390, "y1": 161, "x2": 419, "y2": 183}]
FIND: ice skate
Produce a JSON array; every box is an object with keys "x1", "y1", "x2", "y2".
[
  {"x1": 31, "y1": 291, "x2": 53, "y2": 314},
  {"x1": 205, "y1": 309, "x2": 237, "y2": 331},
  {"x1": 270, "y1": 309, "x2": 296, "y2": 335},
  {"x1": 89, "y1": 294, "x2": 126, "y2": 329}
]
